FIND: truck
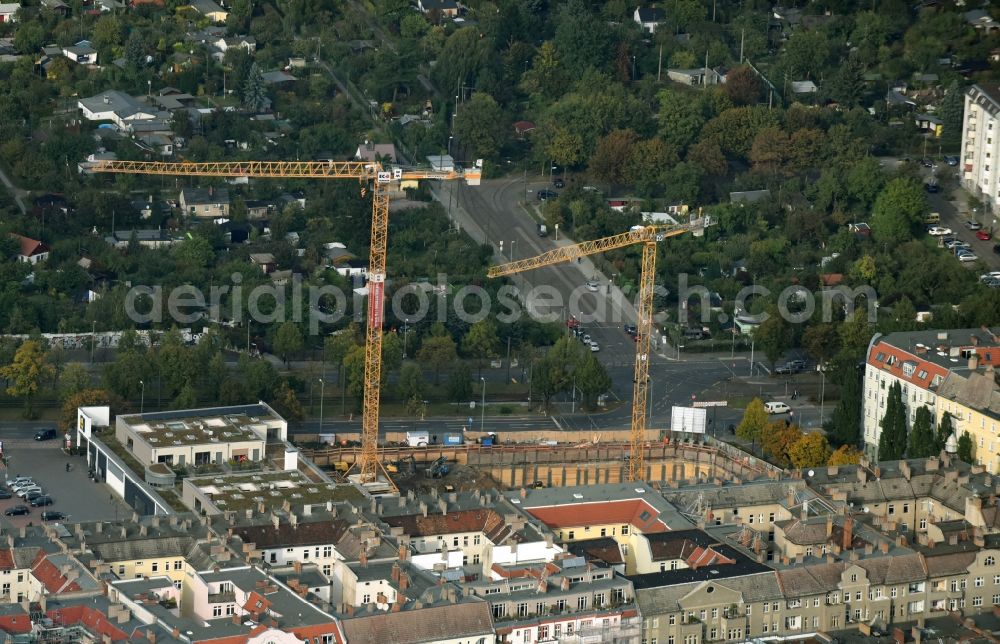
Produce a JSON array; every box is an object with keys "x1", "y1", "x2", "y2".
[
  {"x1": 537, "y1": 223, "x2": 547, "y2": 237},
  {"x1": 479, "y1": 432, "x2": 497, "y2": 447},
  {"x1": 443, "y1": 433, "x2": 464, "y2": 446},
  {"x1": 406, "y1": 430, "x2": 429, "y2": 447}
]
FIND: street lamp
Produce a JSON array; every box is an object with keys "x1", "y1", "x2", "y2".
[
  {"x1": 448, "y1": 136, "x2": 454, "y2": 157},
  {"x1": 819, "y1": 366, "x2": 826, "y2": 426},
  {"x1": 318, "y1": 378, "x2": 325, "y2": 434},
  {"x1": 139, "y1": 380, "x2": 145, "y2": 414},
  {"x1": 554, "y1": 223, "x2": 560, "y2": 241},
  {"x1": 510, "y1": 240, "x2": 516, "y2": 261},
  {"x1": 402, "y1": 320, "x2": 409, "y2": 359},
  {"x1": 480, "y1": 377, "x2": 486, "y2": 432}
]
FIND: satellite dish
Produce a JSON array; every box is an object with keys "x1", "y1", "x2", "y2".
[
  {"x1": 808, "y1": 470, "x2": 815, "y2": 477},
  {"x1": 863, "y1": 507, "x2": 870, "y2": 513},
  {"x1": 849, "y1": 502, "x2": 854, "y2": 507}
]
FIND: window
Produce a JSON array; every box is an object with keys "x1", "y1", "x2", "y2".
[
  {"x1": 888, "y1": 505, "x2": 895, "y2": 515},
  {"x1": 539, "y1": 626, "x2": 549, "y2": 640},
  {"x1": 362, "y1": 594, "x2": 370, "y2": 603},
  {"x1": 769, "y1": 512, "x2": 775, "y2": 522},
  {"x1": 993, "y1": 594, "x2": 1000, "y2": 605},
  {"x1": 174, "y1": 560, "x2": 183, "y2": 570},
  {"x1": 977, "y1": 577, "x2": 985, "y2": 588},
  {"x1": 988, "y1": 556, "x2": 996, "y2": 566},
  {"x1": 974, "y1": 597, "x2": 984, "y2": 607},
  {"x1": 323, "y1": 546, "x2": 333, "y2": 557},
  {"x1": 568, "y1": 531, "x2": 575, "y2": 540},
  {"x1": 577, "y1": 596, "x2": 588, "y2": 610},
  {"x1": 622, "y1": 525, "x2": 630, "y2": 535},
  {"x1": 212, "y1": 606, "x2": 222, "y2": 617},
  {"x1": 595, "y1": 593, "x2": 606, "y2": 607},
  {"x1": 225, "y1": 604, "x2": 235, "y2": 616},
  {"x1": 151, "y1": 562, "x2": 158, "y2": 573},
  {"x1": 763, "y1": 603, "x2": 769, "y2": 613},
  {"x1": 555, "y1": 599, "x2": 566, "y2": 612},
  {"x1": 850, "y1": 574, "x2": 858, "y2": 582},
  {"x1": 711, "y1": 608, "x2": 718, "y2": 619},
  {"x1": 474, "y1": 535, "x2": 481, "y2": 545},
  {"x1": 699, "y1": 610, "x2": 706, "y2": 621},
  {"x1": 920, "y1": 518, "x2": 927, "y2": 530},
  {"x1": 173, "y1": 580, "x2": 182, "y2": 589},
  {"x1": 684, "y1": 636, "x2": 698, "y2": 644},
  {"x1": 322, "y1": 565, "x2": 332, "y2": 576},
  {"x1": 668, "y1": 615, "x2": 676, "y2": 625},
  {"x1": 492, "y1": 604, "x2": 505, "y2": 619},
  {"x1": 473, "y1": 554, "x2": 480, "y2": 564},
  {"x1": 856, "y1": 591, "x2": 862, "y2": 601},
  {"x1": 516, "y1": 602, "x2": 528, "y2": 617},
  {"x1": 891, "y1": 587, "x2": 897, "y2": 598}
]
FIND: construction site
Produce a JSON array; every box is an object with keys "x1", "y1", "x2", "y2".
[{"x1": 92, "y1": 158, "x2": 719, "y2": 498}]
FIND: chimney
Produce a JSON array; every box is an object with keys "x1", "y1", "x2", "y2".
[
  {"x1": 139, "y1": 525, "x2": 147, "y2": 536},
  {"x1": 272, "y1": 514, "x2": 280, "y2": 530},
  {"x1": 96, "y1": 522, "x2": 103, "y2": 534},
  {"x1": 970, "y1": 352, "x2": 980, "y2": 370},
  {"x1": 520, "y1": 488, "x2": 527, "y2": 499},
  {"x1": 973, "y1": 335, "x2": 981, "y2": 347},
  {"x1": 826, "y1": 517, "x2": 833, "y2": 538},
  {"x1": 399, "y1": 572, "x2": 409, "y2": 591},
  {"x1": 438, "y1": 499, "x2": 447, "y2": 515},
  {"x1": 208, "y1": 186, "x2": 214, "y2": 197},
  {"x1": 116, "y1": 607, "x2": 130, "y2": 624},
  {"x1": 842, "y1": 516, "x2": 854, "y2": 550},
  {"x1": 858, "y1": 469, "x2": 867, "y2": 485},
  {"x1": 172, "y1": 629, "x2": 180, "y2": 640},
  {"x1": 146, "y1": 629, "x2": 156, "y2": 644},
  {"x1": 359, "y1": 551, "x2": 368, "y2": 568},
  {"x1": 420, "y1": 502, "x2": 428, "y2": 518},
  {"x1": 391, "y1": 563, "x2": 400, "y2": 583},
  {"x1": 398, "y1": 544, "x2": 408, "y2": 561},
  {"x1": 900, "y1": 461, "x2": 911, "y2": 481},
  {"x1": 293, "y1": 560, "x2": 302, "y2": 573},
  {"x1": 231, "y1": 614, "x2": 240, "y2": 625}
]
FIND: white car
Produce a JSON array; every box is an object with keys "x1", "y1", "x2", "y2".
[
  {"x1": 764, "y1": 401, "x2": 791, "y2": 414},
  {"x1": 585, "y1": 281, "x2": 599, "y2": 292},
  {"x1": 590, "y1": 343, "x2": 600, "y2": 352},
  {"x1": 6, "y1": 476, "x2": 31, "y2": 488},
  {"x1": 11, "y1": 480, "x2": 36, "y2": 492},
  {"x1": 980, "y1": 272, "x2": 1000, "y2": 282},
  {"x1": 927, "y1": 226, "x2": 952, "y2": 236},
  {"x1": 16, "y1": 486, "x2": 42, "y2": 498},
  {"x1": 581, "y1": 334, "x2": 592, "y2": 345},
  {"x1": 958, "y1": 252, "x2": 979, "y2": 262}
]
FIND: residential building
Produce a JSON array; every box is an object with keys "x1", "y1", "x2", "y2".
[
  {"x1": 340, "y1": 602, "x2": 495, "y2": 644},
  {"x1": 188, "y1": 0, "x2": 227, "y2": 22},
  {"x1": 962, "y1": 84, "x2": 1000, "y2": 209},
  {"x1": 466, "y1": 555, "x2": 641, "y2": 644},
  {"x1": 63, "y1": 40, "x2": 97, "y2": 64},
  {"x1": 78, "y1": 90, "x2": 159, "y2": 129},
  {"x1": 180, "y1": 186, "x2": 230, "y2": 218},
  {"x1": 9, "y1": 233, "x2": 49, "y2": 264},
  {"x1": 633, "y1": 7, "x2": 665, "y2": 33},
  {"x1": 935, "y1": 363, "x2": 1000, "y2": 472},
  {"x1": 417, "y1": 0, "x2": 458, "y2": 17},
  {"x1": 356, "y1": 140, "x2": 398, "y2": 163},
  {"x1": 427, "y1": 154, "x2": 455, "y2": 172},
  {"x1": 250, "y1": 252, "x2": 276, "y2": 274},
  {"x1": 863, "y1": 329, "x2": 1000, "y2": 458},
  {"x1": 0, "y1": 3, "x2": 19, "y2": 22},
  {"x1": 103, "y1": 229, "x2": 181, "y2": 249},
  {"x1": 114, "y1": 402, "x2": 286, "y2": 467},
  {"x1": 667, "y1": 68, "x2": 724, "y2": 86}
]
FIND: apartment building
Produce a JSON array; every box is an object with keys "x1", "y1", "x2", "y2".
[
  {"x1": 962, "y1": 84, "x2": 1000, "y2": 209},
  {"x1": 466, "y1": 555, "x2": 641, "y2": 644},
  {"x1": 115, "y1": 403, "x2": 286, "y2": 467},
  {"x1": 935, "y1": 363, "x2": 1000, "y2": 472},
  {"x1": 862, "y1": 329, "x2": 1000, "y2": 459}
]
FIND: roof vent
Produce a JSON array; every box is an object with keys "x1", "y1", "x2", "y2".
[
  {"x1": 573, "y1": 493, "x2": 584, "y2": 499},
  {"x1": 634, "y1": 488, "x2": 646, "y2": 493},
  {"x1": 511, "y1": 499, "x2": 520, "y2": 505}
]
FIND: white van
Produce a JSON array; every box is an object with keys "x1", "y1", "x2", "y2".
[{"x1": 764, "y1": 401, "x2": 791, "y2": 415}]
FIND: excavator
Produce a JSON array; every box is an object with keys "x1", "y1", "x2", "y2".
[{"x1": 386, "y1": 455, "x2": 417, "y2": 477}]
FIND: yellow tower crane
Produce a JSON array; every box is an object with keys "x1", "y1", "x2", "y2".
[
  {"x1": 93, "y1": 159, "x2": 481, "y2": 488},
  {"x1": 487, "y1": 220, "x2": 707, "y2": 481}
]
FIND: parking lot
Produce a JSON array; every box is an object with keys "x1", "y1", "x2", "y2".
[{"x1": 0, "y1": 439, "x2": 133, "y2": 528}]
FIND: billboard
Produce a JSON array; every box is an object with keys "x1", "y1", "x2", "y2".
[{"x1": 670, "y1": 406, "x2": 707, "y2": 434}]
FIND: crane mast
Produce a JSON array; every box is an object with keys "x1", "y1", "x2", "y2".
[
  {"x1": 488, "y1": 221, "x2": 706, "y2": 481},
  {"x1": 93, "y1": 159, "x2": 480, "y2": 488}
]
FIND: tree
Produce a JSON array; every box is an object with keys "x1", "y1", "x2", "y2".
[
  {"x1": 273, "y1": 322, "x2": 304, "y2": 365},
  {"x1": 271, "y1": 380, "x2": 305, "y2": 421},
  {"x1": 91, "y1": 15, "x2": 122, "y2": 61},
  {"x1": 687, "y1": 138, "x2": 728, "y2": 176},
  {"x1": 871, "y1": 178, "x2": 926, "y2": 245},
  {"x1": 737, "y1": 398, "x2": 768, "y2": 443},
  {"x1": 588, "y1": 129, "x2": 639, "y2": 186},
  {"x1": 172, "y1": 236, "x2": 214, "y2": 269},
  {"x1": 657, "y1": 89, "x2": 708, "y2": 152},
  {"x1": 574, "y1": 353, "x2": 611, "y2": 409},
  {"x1": 828, "y1": 444, "x2": 863, "y2": 466},
  {"x1": 447, "y1": 362, "x2": 474, "y2": 403},
  {"x1": 829, "y1": 365, "x2": 862, "y2": 446},
  {"x1": 398, "y1": 363, "x2": 425, "y2": 402},
  {"x1": 828, "y1": 54, "x2": 866, "y2": 107},
  {"x1": 59, "y1": 363, "x2": 92, "y2": 402},
  {"x1": 13, "y1": 22, "x2": 45, "y2": 56},
  {"x1": 907, "y1": 406, "x2": 937, "y2": 458},
  {"x1": 755, "y1": 314, "x2": 792, "y2": 366},
  {"x1": 802, "y1": 324, "x2": 840, "y2": 366},
  {"x1": 243, "y1": 63, "x2": 268, "y2": 112},
  {"x1": 783, "y1": 29, "x2": 829, "y2": 79},
  {"x1": 762, "y1": 421, "x2": 804, "y2": 467},
  {"x1": 324, "y1": 326, "x2": 361, "y2": 384},
  {"x1": 553, "y1": 0, "x2": 612, "y2": 73},
  {"x1": 936, "y1": 412, "x2": 954, "y2": 453},
  {"x1": 724, "y1": 66, "x2": 762, "y2": 106},
  {"x1": 878, "y1": 381, "x2": 907, "y2": 461},
  {"x1": 342, "y1": 345, "x2": 367, "y2": 408},
  {"x1": 173, "y1": 384, "x2": 198, "y2": 409},
  {"x1": 789, "y1": 432, "x2": 832, "y2": 469},
  {"x1": 462, "y1": 320, "x2": 499, "y2": 378},
  {"x1": 60, "y1": 389, "x2": 124, "y2": 431},
  {"x1": 1, "y1": 340, "x2": 55, "y2": 416},
  {"x1": 417, "y1": 334, "x2": 458, "y2": 384},
  {"x1": 381, "y1": 332, "x2": 404, "y2": 373},
  {"x1": 938, "y1": 81, "x2": 964, "y2": 148},
  {"x1": 957, "y1": 431, "x2": 975, "y2": 464},
  {"x1": 453, "y1": 93, "x2": 507, "y2": 159}
]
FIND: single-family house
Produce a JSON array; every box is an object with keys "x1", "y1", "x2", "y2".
[
  {"x1": 355, "y1": 140, "x2": 398, "y2": 163},
  {"x1": 78, "y1": 90, "x2": 158, "y2": 128},
  {"x1": 40, "y1": 0, "x2": 70, "y2": 16},
  {"x1": 667, "y1": 67, "x2": 723, "y2": 86},
  {"x1": 250, "y1": 253, "x2": 276, "y2": 274},
  {"x1": 634, "y1": 6, "x2": 665, "y2": 33},
  {"x1": 965, "y1": 9, "x2": 999, "y2": 31},
  {"x1": 78, "y1": 151, "x2": 118, "y2": 174},
  {"x1": 730, "y1": 189, "x2": 772, "y2": 204},
  {"x1": 916, "y1": 113, "x2": 944, "y2": 137},
  {"x1": 97, "y1": 0, "x2": 124, "y2": 10},
  {"x1": 63, "y1": 40, "x2": 98, "y2": 64},
  {"x1": 214, "y1": 36, "x2": 256, "y2": 55},
  {"x1": 513, "y1": 120, "x2": 535, "y2": 137},
  {"x1": 0, "y1": 3, "x2": 20, "y2": 22},
  {"x1": 9, "y1": 234, "x2": 49, "y2": 264},
  {"x1": 103, "y1": 229, "x2": 180, "y2": 249},
  {"x1": 188, "y1": 0, "x2": 226, "y2": 22},
  {"x1": 417, "y1": 0, "x2": 458, "y2": 16},
  {"x1": 179, "y1": 187, "x2": 230, "y2": 218},
  {"x1": 261, "y1": 70, "x2": 297, "y2": 85},
  {"x1": 791, "y1": 80, "x2": 817, "y2": 94}
]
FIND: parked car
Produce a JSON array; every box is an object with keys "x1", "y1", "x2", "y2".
[
  {"x1": 11, "y1": 481, "x2": 37, "y2": 493},
  {"x1": 945, "y1": 239, "x2": 968, "y2": 250},
  {"x1": 0, "y1": 490, "x2": 11, "y2": 500},
  {"x1": 41, "y1": 511, "x2": 66, "y2": 521},
  {"x1": 29, "y1": 495, "x2": 52, "y2": 507},
  {"x1": 958, "y1": 252, "x2": 979, "y2": 262},
  {"x1": 5, "y1": 476, "x2": 31, "y2": 488},
  {"x1": 34, "y1": 428, "x2": 57, "y2": 441},
  {"x1": 553, "y1": 177, "x2": 565, "y2": 188},
  {"x1": 624, "y1": 324, "x2": 637, "y2": 337},
  {"x1": 4, "y1": 506, "x2": 29, "y2": 516},
  {"x1": 585, "y1": 280, "x2": 599, "y2": 292},
  {"x1": 945, "y1": 155, "x2": 960, "y2": 166},
  {"x1": 16, "y1": 486, "x2": 42, "y2": 499},
  {"x1": 994, "y1": 244, "x2": 1000, "y2": 255},
  {"x1": 977, "y1": 230, "x2": 992, "y2": 241},
  {"x1": 536, "y1": 189, "x2": 557, "y2": 201},
  {"x1": 24, "y1": 491, "x2": 43, "y2": 502},
  {"x1": 921, "y1": 158, "x2": 934, "y2": 168},
  {"x1": 927, "y1": 226, "x2": 952, "y2": 236},
  {"x1": 590, "y1": 342, "x2": 600, "y2": 352},
  {"x1": 924, "y1": 182, "x2": 940, "y2": 193},
  {"x1": 965, "y1": 221, "x2": 983, "y2": 230},
  {"x1": 764, "y1": 401, "x2": 791, "y2": 414}
]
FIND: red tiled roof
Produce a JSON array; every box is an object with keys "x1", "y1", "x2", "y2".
[
  {"x1": 525, "y1": 499, "x2": 668, "y2": 533},
  {"x1": 243, "y1": 590, "x2": 271, "y2": 618},
  {"x1": 867, "y1": 342, "x2": 954, "y2": 391},
  {"x1": 9, "y1": 233, "x2": 49, "y2": 258},
  {"x1": 45, "y1": 606, "x2": 129, "y2": 641},
  {"x1": 0, "y1": 607, "x2": 31, "y2": 634},
  {"x1": 31, "y1": 551, "x2": 82, "y2": 594},
  {"x1": 820, "y1": 273, "x2": 844, "y2": 286},
  {"x1": 0, "y1": 549, "x2": 14, "y2": 570},
  {"x1": 382, "y1": 508, "x2": 515, "y2": 542}
]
